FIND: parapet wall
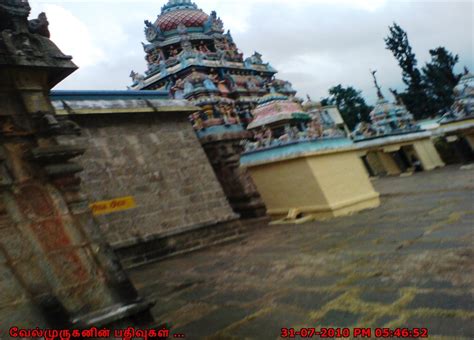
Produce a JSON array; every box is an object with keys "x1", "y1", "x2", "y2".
[{"x1": 57, "y1": 111, "x2": 239, "y2": 266}]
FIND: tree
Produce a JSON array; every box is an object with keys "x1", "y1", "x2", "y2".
[
  {"x1": 385, "y1": 23, "x2": 431, "y2": 119},
  {"x1": 422, "y1": 47, "x2": 462, "y2": 115},
  {"x1": 321, "y1": 85, "x2": 372, "y2": 130}
]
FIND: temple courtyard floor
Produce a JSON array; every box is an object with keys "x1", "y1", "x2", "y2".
[{"x1": 129, "y1": 165, "x2": 474, "y2": 339}]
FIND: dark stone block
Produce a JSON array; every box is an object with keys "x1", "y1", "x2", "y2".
[
  {"x1": 174, "y1": 306, "x2": 255, "y2": 338},
  {"x1": 319, "y1": 310, "x2": 361, "y2": 327},
  {"x1": 176, "y1": 285, "x2": 215, "y2": 302},
  {"x1": 293, "y1": 275, "x2": 343, "y2": 288},
  {"x1": 398, "y1": 241, "x2": 467, "y2": 252},
  {"x1": 407, "y1": 293, "x2": 474, "y2": 311},
  {"x1": 276, "y1": 291, "x2": 341, "y2": 311},
  {"x1": 373, "y1": 315, "x2": 397, "y2": 327},
  {"x1": 416, "y1": 280, "x2": 454, "y2": 289},
  {"x1": 359, "y1": 289, "x2": 400, "y2": 304},
  {"x1": 232, "y1": 309, "x2": 308, "y2": 339},
  {"x1": 405, "y1": 315, "x2": 474, "y2": 337},
  {"x1": 205, "y1": 289, "x2": 264, "y2": 305},
  {"x1": 151, "y1": 298, "x2": 188, "y2": 318}
]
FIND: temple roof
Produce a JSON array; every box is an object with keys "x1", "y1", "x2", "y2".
[
  {"x1": 155, "y1": 8, "x2": 209, "y2": 32},
  {"x1": 454, "y1": 71, "x2": 474, "y2": 99},
  {"x1": 50, "y1": 90, "x2": 198, "y2": 116},
  {"x1": 161, "y1": 0, "x2": 199, "y2": 13},
  {"x1": 248, "y1": 93, "x2": 309, "y2": 129},
  {"x1": 302, "y1": 95, "x2": 322, "y2": 112},
  {"x1": 368, "y1": 71, "x2": 416, "y2": 131},
  {"x1": 257, "y1": 92, "x2": 289, "y2": 105},
  {"x1": 439, "y1": 69, "x2": 474, "y2": 123}
]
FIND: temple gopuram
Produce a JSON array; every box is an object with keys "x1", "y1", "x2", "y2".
[{"x1": 130, "y1": 0, "x2": 297, "y2": 219}]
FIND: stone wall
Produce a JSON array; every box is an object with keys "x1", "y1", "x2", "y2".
[
  {"x1": 0, "y1": 0, "x2": 154, "y2": 326},
  {"x1": 58, "y1": 112, "x2": 239, "y2": 265},
  {"x1": 200, "y1": 132, "x2": 268, "y2": 219}
]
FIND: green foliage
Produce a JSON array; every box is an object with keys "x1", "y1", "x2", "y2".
[
  {"x1": 322, "y1": 85, "x2": 372, "y2": 129},
  {"x1": 422, "y1": 47, "x2": 462, "y2": 116},
  {"x1": 385, "y1": 23, "x2": 420, "y2": 86},
  {"x1": 384, "y1": 23, "x2": 431, "y2": 119}
]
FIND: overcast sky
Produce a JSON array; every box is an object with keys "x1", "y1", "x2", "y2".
[{"x1": 29, "y1": 0, "x2": 473, "y2": 105}]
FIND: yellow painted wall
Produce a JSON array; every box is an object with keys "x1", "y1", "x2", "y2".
[
  {"x1": 247, "y1": 157, "x2": 327, "y2": 216},
  {"x1": 378, "y1": 152, "x2": 401, "y2": 175},
  {"x1": 441, "y1": 118, "x2": 474, "y2": 129},
  {"x1": 245, "y1": 149, "x2": 380, "y2": 220},
  {"x1": 413, "y1": 139, "x2": 445, "y2": 170},
  {"x1": 307, "y1": 151, "x2": 378, "y2": 207},
  {"x1": 359, "y1": 135, "x2": 445, "y2": 176},
  {"x1": 365, "y1": 152, "x2": 386, "y2": 176}
]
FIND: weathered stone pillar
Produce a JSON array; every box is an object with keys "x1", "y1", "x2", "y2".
[
  {"x1": 199, "y1": 131, "x2": 268, "y2": 219},
  {"x1": 0, "y1": 0, "x2": 153, "y2": 330}
]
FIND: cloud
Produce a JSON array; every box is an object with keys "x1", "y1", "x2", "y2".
[
  {"x1": 231, "y1": 0, "x2": 473, "y2": 103},
  {"x1": 27, "y1": 0, "x2": 473, "y2": 105}
]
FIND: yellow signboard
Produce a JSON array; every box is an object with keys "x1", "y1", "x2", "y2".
[{"x1": 90, "y1": 196, "x2": 136, "y2": 216}]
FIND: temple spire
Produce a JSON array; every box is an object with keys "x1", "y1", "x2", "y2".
[
  {"x1": 389, "y1": 88, "x2": 404, "y2": 106},
  {"x1": 161, "y1": 0, "x2": 197, "y2": 13},
  {"x1": 371, "y1": 69, "x2": 384, "y2": 99}
]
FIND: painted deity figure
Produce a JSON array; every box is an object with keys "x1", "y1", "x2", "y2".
[
  {"x1": 144, "y1": 19, "x2": 162, "y2": 42},
  {"x1": 169, "y1": 45, "x2": 179, "y2": 58},
  {"x1": 159, "y1": 60, "x2": 168, "y2": 76},
  {"x1": 246, "y1": 77, "x2": 258, "y2": 90},
  {"x1": 278, "y1": 125, "x2": 292, "y2": 143},
  {"x1": 307, "y1": 118, "x2": 323, "y2": 139},
  {"x1": 191, "y1": 112, "x2": 204, "y2": 130},
  {"x1": 208, "y1": 69, "x2": 219, "y2": 84},
  {"x1": 130, "y1": 71, "x2": 145, "y2": 84},
  {"x1": 146, "y1": 49, "x2": 161, "y2": 65},
  {"x1": 203, "y1": 77, "x2": 218, "y2": 91},
  {"x1": 190, "y1": 69, "x2": 202, "y2": 84},
  {"x1": 245, "y1": 52, "x2": 263, "y2": 66},
  {"x1": 198, "y1": 41, "x2": 210, "y2": 53},
  {"x1": 254, "y1": 129, "x2": 264, "y2": 147},
  {"x1": 178, "y1": 52, "x2": 189, "y2": 68},
  {"x1": 262, "y1": 127, "x2": 273, "y2": 147},
  {"x1": 204, "y1": 11, "x2": 224, "y2": 33},
  {"x1": 171, "y1": 78, "x2": 185, "y2": 99},
  {"x1": 184, "y1": 81, "x2": 194, "y2": 95}
]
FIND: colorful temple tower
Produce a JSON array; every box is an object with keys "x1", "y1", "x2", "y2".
[
  {"x1": 352, "y1": 71, "x2": 420, "y2": 140},
  {"x1": 440, "y1": 68, "x2": 474, "y2": 123},
  {"x1": 435, "y1": 68, "x2": 474, "y2": 163},
  {"x1": 130, "y1": 0, "x2": 297, "y2": 219},
  {"x1": 353, "y1": 71, "x2": 444, "y2": 176},
  {"x1": 243, "y1": 93, "x2": 346, "y2": 151},
  {"x1": 239, "y1": 94, "x2": 380, "y2": 222}
]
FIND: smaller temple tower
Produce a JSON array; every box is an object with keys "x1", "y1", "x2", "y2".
[
  {"x1": 352, "y1": 71, "x2": 420, "y2": 139},
  {"x1": 351, "y1": 71, "x2": 444, "y2": 176},
  {"x1": 440, "y1": 68, "x2": 474, "y2": 122}
]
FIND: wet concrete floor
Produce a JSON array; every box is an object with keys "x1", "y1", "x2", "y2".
[{"x1": 129, "y1": 165, "x2": 474, "y2": 339}]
